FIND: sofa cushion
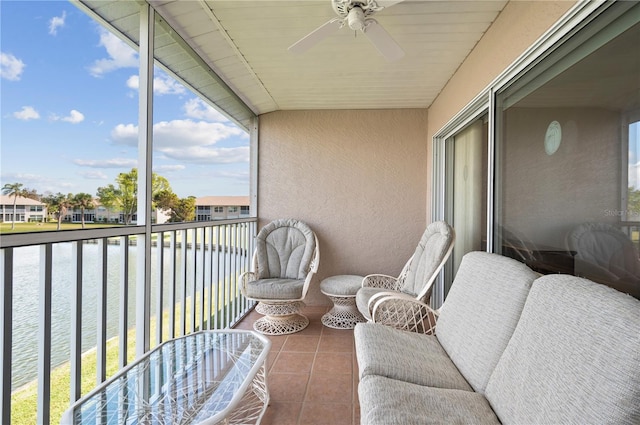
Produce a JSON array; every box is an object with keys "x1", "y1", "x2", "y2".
[
  {"x1": 436, "y1": 251, "x2": 539, "y2": 393},
  {"x1": 354, "y1": 322, "x2": 473, "y2": 391},
  {"x1": 485, "y1": 274, "x2": 640, "y2": 424},
  {"x1": 359, "y1": 375, "x2": 501, "y2": 425}
]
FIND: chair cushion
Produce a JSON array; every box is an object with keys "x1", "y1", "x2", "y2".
[
  {"x1": 359, "y1": 375, "x2": 501, "y2": 425},
  {"x1": 354, "y1": 322, "x2": 472, "y2": 391},
  {"x1": 485, "y1": 274, "x2": 640, "y2": 424},
  {"x1": 320, "y1": 275, "x2": 363, "y2": 296},
  {"x1": 256, "y1": 219, "x2": 316, "y2": 280},
  {"x1": 355, "y1": 287, "x2": 388, "y2": 321},
  {"x1": 436, "y1": 251, "x2": 539, "y2": 394},
  {"x1": 401, "y1": 221, "x2": 454, "y2": 298},
  {"x1": 243, "y1": 278, "x2": 304, "y2": 300}
]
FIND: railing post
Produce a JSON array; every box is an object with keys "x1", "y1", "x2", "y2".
[
  {"x1": 1, "y1": 248, "x2": 13, "y2": 425},
  {"x1": 119, "y1": 236, "x2": 129, "y2": 368},
  {"x1": 37, "y1": 244, "x2": 53, "y2": 425},
  {"x1": 96, "y1": 239, "x2": 108, "y2": 384},
  {"x1": 70, "y1": 241, "x2": 83, "y2": 403},
  {"x1": 136, "y1": 0, "x2": 154, "y2": 359}
]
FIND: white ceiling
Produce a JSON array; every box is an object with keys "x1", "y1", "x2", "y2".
[{"x1": 80, "y1": 0, "x2": 508, "y2": 125}]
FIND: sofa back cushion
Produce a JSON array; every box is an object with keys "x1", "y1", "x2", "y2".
[
  {"x1": 436, "y1": 251, "x2": 539, "y2": 393},
  {"x1": 485, "y1": 274, "x2": 640, "y2": 424}
]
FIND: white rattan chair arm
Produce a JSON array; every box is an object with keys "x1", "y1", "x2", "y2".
[
  {"x1": 366, "y1": 290, "x2": 400, "y2": 317},
  {"x1": 371, "y1": 293, "x2": 439, "y2": 334},
  {"x1": 239, "y1": 271, "x2": 257, "y2": 296},
  {"x1": 362, "y1": 274, "x2": 401, "y2": 290}
]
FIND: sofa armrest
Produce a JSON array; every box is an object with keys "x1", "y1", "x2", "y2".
[
  {"x1": 371, "y1": 292, "x2": 439, "y2": 334},
  {"x1": 362, "y1": 274, "x2": 402, "y2": 290}
]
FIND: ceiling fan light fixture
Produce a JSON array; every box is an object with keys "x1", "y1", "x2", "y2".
[{"x1": 347, "y1": 7, "x2": 365, "y2": 31}]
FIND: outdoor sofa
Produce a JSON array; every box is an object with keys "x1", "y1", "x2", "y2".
[{"x1": 354, "y1": 251, "x2": 640, "y2": 424}]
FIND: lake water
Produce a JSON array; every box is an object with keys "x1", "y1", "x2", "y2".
[{"x1": 10, "y1": 243, "x2": 237, "y2": 390}]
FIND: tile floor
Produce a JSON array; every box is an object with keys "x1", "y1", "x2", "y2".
[{"x1": 234, "y1": 305, "x2": 361, "y2": 425}]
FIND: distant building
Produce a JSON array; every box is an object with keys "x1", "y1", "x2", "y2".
[
  {"x1": 0, "y1": 195, "x2": 47, "y2": 223},
  {"x1": 64, "y1": 202, "x2": 170, "y2": 225},
  {"x1": 195, "y1": 196, "x2": 250, "y2": 221}
]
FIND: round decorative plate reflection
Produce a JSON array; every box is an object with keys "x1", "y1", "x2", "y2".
[{"x1": 545, "y1": 120, "x2": 562, "y2": 155}]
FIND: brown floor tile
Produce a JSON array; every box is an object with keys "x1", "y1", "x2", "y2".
[
  {"x1": 318, "y1": 335, "x2": 355, "y2": 353},
  {"x1": 269, "y1": 373, "x2": 310, "y2": 402},
  {"x1": 313, "y1": 352, "x2": 353, "y2": 375},
  {"x1": 282, "y1": 335, "x2": 320, "y2": 352},
  {"x1": 261, "y1": 401, "x2": 302, "y2": 425},
  {"x1": 235, "y1": 306, "x2": 359, "y2": 424},
  {"x1": 299, "y1": 402, "x2": 354, "y2": 425},
  {"x1": 306, "y1": 373, "x2": 353, "y2": 404},
  {"x1": 272, "y1": 351, "x2": 316, "y2": 374}
]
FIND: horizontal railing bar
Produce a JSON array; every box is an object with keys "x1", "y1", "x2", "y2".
[{"x1": 0, "y1": 217, "x2": 257, "y2": 249}]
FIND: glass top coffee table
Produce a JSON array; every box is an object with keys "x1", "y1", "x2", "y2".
[{"x1": 61, "y1": 330, "x2": 270, "y2": 425}]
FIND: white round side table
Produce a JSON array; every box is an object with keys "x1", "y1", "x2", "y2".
[{"x1": 320, "y1": 275, "x2": 366, "y2": 329}]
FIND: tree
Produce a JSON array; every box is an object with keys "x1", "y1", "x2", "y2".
[
  {"x1": 72, "y1": 193, "x2": 95, "y2": 229},
  {"x1": 1, "y1": 182, "x2": 26, "y2": 230},
  {"x1": 96, "y1": 168, "x2": 173, "y2": 225},
  {"x1": 629, "y1": 186, "x2": 640, "y2": 219},
  {"x1": 153, "y1": 191, "x2": 196, "y2": 222},
  {"x1": 171, "y1": 197, "x2": 196, "y2": 222},
  {"x1": 41, "y1": 192, "x2": 73, "y2": 230}
]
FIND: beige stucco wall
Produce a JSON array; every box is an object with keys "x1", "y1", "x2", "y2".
[
  {"x1": 426, "y1": 0, "x2": 577, "y2": 216},
  {"x1": 258, "y1": 109, "x2": 428, "y2": 305}
]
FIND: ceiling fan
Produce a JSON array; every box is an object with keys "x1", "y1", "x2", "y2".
[{"x1": 288, "y1": 0, "x2": 406, "y2": 62}]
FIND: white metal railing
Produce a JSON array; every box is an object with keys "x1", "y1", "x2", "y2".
[{"x1": 0, "y1": 217, "x2": 257, "y2": 424}]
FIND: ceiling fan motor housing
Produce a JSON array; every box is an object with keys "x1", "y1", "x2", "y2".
[
  {"x1": 332, "y1": 0, "x2": 382, "y2": 18},
  {"x1": 347, "y1": 7, "x2": 365, "y2": 31}
]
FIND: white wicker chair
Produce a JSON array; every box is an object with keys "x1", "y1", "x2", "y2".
[
  {"x1": 355, "y1": 221, "x2": 454, "y2": 332},
  {"x1": 240, "y1": 219, "x2": 319, "y2": 335}
]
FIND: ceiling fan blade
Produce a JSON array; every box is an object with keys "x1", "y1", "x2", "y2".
[
  {"x1": 374, "y1": 0, "x2": 406, "y2": 10},
  {"x1": 288, "y1": 18, "x2": 343, "y2": 55},
  {"x1": 363, "y1": 19, "x2": 404, "y2": 61}
]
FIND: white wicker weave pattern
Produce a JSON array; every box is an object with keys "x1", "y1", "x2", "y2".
[
  {"x1": 321, "y1": 294, "x2": 366, "y2": 329},
  {"x1": 371, "y1": 294, "x2": 438, "y2": 334},
  {"x1": 361, "y1": 274, "x2": 402, "y2": 290}
]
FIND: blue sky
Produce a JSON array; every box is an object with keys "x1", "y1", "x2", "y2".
[{"x1": 1, "y1": 1, "x2": 250, "y2": 199}]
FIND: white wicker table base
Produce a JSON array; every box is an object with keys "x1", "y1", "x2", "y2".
[
  {"x1": 254, "y1": 301, "x2": 309, "y2": 335},
  {"x1": 321, "y1": 294, "x2": 366, "y2": 329}
]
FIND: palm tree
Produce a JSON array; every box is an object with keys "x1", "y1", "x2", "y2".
[
  {"x1": 72, "y1": 193, "x2": 95, "y2": 229},
  {"x1": 1, "y1": 182, "x2": 25, "y2": 230},
  {"x1": 42, "y1": 192, "x2": 74, "y2": 230}
]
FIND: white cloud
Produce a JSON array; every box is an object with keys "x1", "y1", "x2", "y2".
[
  {"x1": 13, "y1": 106, "x2": 40, "y2": 121},
  {"x1": 49, "y1": 11, "x2": 66, "y2": 36},
  {"x1": 89, "y1": 28, "x2": 138, "y2": 77},
  {"x1": 1, "y1": 52, "x2": 25, "y2": 81},
  {"x1": 73, "y1": 158, "x2": 138, "y2": 168},
  {"x1": 110, "y1": 119, "x2": 248, "y2": 164},
  {"x1": 50, "y1": 110, "x2": 85, "y2": 124},
  {"x1": 160, "y1": 146, "x2": 249, "y2": 164},
  {"x1": 126, "y1": 74, "x2": 186, "y2": 95},
  {"x1": 79, "y1": 170, "x2": 108, "y2": 180},
  {"x1": 154, "y1": 164, "x2": 186, "y2": 173},
  {"x1": 62, "y1": 110, "x2": 85, "y2": 124},
  {"x1": 184, "y1": 98, "x2": 229, "y2": 123}
]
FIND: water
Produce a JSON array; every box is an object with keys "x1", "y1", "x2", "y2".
[{"x1": 10, "y1": 242, "x2": 240, "y2": 390}]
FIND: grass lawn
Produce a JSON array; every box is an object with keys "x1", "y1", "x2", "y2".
[{"x1": 0, "y1": 222, "x2": 125, "y2": 234}]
